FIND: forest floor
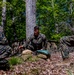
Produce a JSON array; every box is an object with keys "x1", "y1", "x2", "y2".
[{"x1": 0, "y1": 52, "x2": 74, "y2": 75}]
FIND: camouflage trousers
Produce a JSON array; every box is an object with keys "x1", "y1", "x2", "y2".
[{"x1": 60, "y1": 35, "x2": 74, "y2": 60}]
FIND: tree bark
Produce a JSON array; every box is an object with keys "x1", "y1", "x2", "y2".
[
  {"x1": 1, "y1": 0, "x2": 6, "y2": 29},
  {"x1": 26, "y1": 0, "x2": 36, "y2": 39},
  {"x1": 1, "y1": 0, "x2": 6, "y2": 32}
]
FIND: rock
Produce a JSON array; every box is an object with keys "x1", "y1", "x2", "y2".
[
  {"x1": 22, "y1": 49, "x2": 32, "y2": 55},
  {"x1": 37, "y1": 54, "x2": 47, "y2": 59},
  {"x1": 21, "y1": 54, "x2": 32, "y2": 61}
]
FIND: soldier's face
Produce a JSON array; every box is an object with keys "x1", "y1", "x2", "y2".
[{"x1": 34, "y1": 29, "x2": 39, "y2": 36}]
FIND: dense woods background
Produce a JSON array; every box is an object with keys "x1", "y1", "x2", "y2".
[
  {"x1": 0, "y1": 0, "x2": 74, "y2": 44},
  {"x1": 0, "y1": 1, "x2": 74, "y2": 74}
]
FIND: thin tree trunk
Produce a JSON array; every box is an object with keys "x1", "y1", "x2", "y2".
[
  {"x1": 26, "y1": 0, "x2": 36, "y2": 39},
  {"x1": 1, "y1": 0, "x2": 6, "y2": 32},
  {"x1": 0, "y1": 0, "x2": 6, "y2": 41},
  {"x1": 69, "y1": 0, "x2": 73, "y2": 27}
]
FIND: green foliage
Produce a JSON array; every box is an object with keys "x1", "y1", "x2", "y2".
[
  {"x1": 51, "y1": 34, "x2": 62, "y2": 41},
  {"x1": 0, "y1": 0, "x2": 74, "y2": 42},
  {"x1": 5, "y1": 0, "x2": 26, "y2": 42},
  {"x1": 8, "y1": 57, "x2": 23, "y2": 66},
  {"x1": 37, "y1": 0, "x2": 74, "y2": 41}
]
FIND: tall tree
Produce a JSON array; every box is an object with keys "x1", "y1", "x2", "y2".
[
  {"x1": 1, "y1": 0, "x2": 6, "y2": 30},
  {"x1": 26, "y1": 0, "x2": 36, "y2": 39}
]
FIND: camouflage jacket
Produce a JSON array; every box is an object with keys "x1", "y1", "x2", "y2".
[
  {"x1": 0, "y1": 26, "x2": 11, "y2": 59},
  {"x1": 26, "y1": 33, "x2": 47, "y2": 51}
]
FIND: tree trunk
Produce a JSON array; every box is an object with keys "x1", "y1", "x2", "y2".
[
  {"x1": 1, "y1": 0, "x2": 6, "y2": 30},
  {"x1": 69, "y1": 0, "x2": 73, "y2": 27},
  {"x1": 26, "y1": 0, "x2": 36, "y2": 39},
  {"x1": 0, "y1": 0, "x2": 6, "y2": 42}
]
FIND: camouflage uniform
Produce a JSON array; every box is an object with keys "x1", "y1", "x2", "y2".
[
  {"x1": 12, "y1": 41, "x2": 19, "y2": 54},
  {"x1": 22, "y1": 33, "x2": 51, "y2": 59},
  {"x1": 0, "y1": 27, "x2": 11, "y2": 59},
  {"x1": 60, "y1": 35, "x2": 74, "y2": 60},
  {"x1": 26, "y1": 33, "x2": 47, "y2": 51},
  {"x1": 0, "y1": 26, "x2": 11, "y2": 70}
]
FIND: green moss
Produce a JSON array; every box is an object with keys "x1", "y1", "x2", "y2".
[{"x1": 8, "y1": 56, "x2": 23, "y2": 66}]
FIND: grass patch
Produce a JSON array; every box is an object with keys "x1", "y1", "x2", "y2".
[{"x1": 8, "y1": 56, "x2": 23, "y2": 66}]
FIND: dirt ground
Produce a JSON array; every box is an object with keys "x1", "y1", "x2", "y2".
[{"x1": 0, "y1": 52, "x2": 74, "y2": 75}]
